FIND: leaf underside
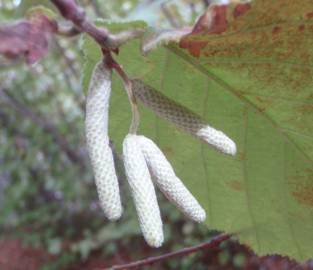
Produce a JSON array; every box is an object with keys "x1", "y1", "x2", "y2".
[{"x1": 82, "y1": 0, "x2": 313, "y2": 261}]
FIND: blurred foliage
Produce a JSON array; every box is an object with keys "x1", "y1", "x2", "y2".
[{"x1": 0, "y1": 0, "x2": 219, "y2": 269}]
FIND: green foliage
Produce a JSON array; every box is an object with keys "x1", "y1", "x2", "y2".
[{"x1": 14, "y1": 0, "x2": 57, "y2": 17}]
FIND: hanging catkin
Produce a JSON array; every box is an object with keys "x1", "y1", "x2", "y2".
[
  {"x1": 132, "y1": 79, "x2": 236, "y2": 156},
  {"x1": 85, "y1": 61, "x2": 122, "y2": 220},
  {"x1": 137, "y1": 135, "x2": 206, "y2": 223},
  {"x1": 123, "y1": 134, "x2": 164, "y2": 247}
]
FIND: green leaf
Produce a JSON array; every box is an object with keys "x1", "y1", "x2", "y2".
[
  {"x1": 82, "y1": 1, "x2": 313, "y2": 261},
  {"x1": 25, "y1": 5, "x2": 57, "y2": 20},
  {"x1": 16, "y1": 0, "x2": 57, "y2": 17}
]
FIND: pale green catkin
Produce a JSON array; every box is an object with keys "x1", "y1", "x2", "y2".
[
  {"x1": 85, "y1": 61, "x2": 122, "y2": 220},
  {"x1": 132, "y1": 79, "x2": 236, "y2": 156}
]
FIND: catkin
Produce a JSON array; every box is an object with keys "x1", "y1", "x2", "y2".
[
  {"x1": 85, "y1": 61, "x2": 122, "y2": 220},
  {"x1": 137, "y1": 135, "x2": 206, "y2": 223},
  {"x1": 123, "y1": 134, "x2": 164, "y2": 247},
  {"x1": 132, "y1": 79, "x2": 236, "y2": 156}
]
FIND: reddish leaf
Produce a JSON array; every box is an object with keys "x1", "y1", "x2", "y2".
[
  {"x1": 179, "y1": 2, "x2": 251, "y2": 57},
  {"x1": 0, "y1": 15, "x2": 56, "y2": 64},
  {"x1": 191, "y1": 5, "x2": 228, "y2": 35},
  {"x1": 233, "y1": 3, "x2": 251, "y2": 18}
]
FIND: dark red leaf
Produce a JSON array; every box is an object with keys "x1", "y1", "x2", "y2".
[
  {"x1": 233, "y1": 3, "x2": 251, "y2": 18},
  {"x1": 0, "y1": 15, "x2": 56, "y2": 64},
  {"x1": 191, "y1": 5, "x2": 228, "y2": 35},
  {"x1": 179, "y1": 2, "x2": 251, "y2": 58}
]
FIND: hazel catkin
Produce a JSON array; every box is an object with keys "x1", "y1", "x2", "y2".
[
  {"x1": 123, "y1": 134, "x2": 164, "y2": 247},
  {"x1": 85, "y1": 61, "x2": 122, "y2": 220},
  {"x1": 132, "y1": 79, "x2": 236, "y2": 156},
  {"x1": 137, "y1": 135, "x2": 206, "y2": 223}
]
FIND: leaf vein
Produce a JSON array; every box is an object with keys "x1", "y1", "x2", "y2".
[{"x1": 242, "y1": 106, "x2": 262, "y2": 252}]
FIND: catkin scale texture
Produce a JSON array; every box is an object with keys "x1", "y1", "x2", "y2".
[
  {"x1": 132, "y1": 79, "x2": 236, "y2": 155},
  {"x1": 123, "y1": 134, "x2": 163, "y2": 247},
  {"x1": 85, "y1": 62, "x2": 122, "y2": 220},
  {"x1": 137, "y1": 136, "x2": 206, "y2": 223}
]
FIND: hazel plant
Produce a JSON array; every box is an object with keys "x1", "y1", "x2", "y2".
[{"x1": 85, "y1": 59, "x2": 236, "y2": 247}]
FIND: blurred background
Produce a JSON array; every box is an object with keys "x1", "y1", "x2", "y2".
[{"x1": 0, "y1": 0, "x2": 313, "y2": 269}]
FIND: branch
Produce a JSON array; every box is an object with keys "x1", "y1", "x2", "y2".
[
  {"x1": 107, "y1": 233, "x2": 231, "y2": 270},
  {"x1": 51, "y1": 0, "x2": 108, "y2": 44},
  {"x1": 51, "y1": 0, "x2": 144, "y2": 50}
]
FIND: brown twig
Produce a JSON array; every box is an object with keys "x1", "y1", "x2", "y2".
[
  {"x1": 51, "y1": 0, "x2": 109, "y2": 44},
  {"x1": 51, "y1": 0, "x2": 144, "y2": 50},
  {"x1": 106, "y1": 233, "x2": 231, "y2": 270}
]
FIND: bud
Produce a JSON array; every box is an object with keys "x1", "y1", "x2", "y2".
[
  {"x1": 137, "y1": 135, "x2": 206, "y2": 223},
  {"x1": 85, "y1": 61, "x2": 122, "y2": 220},
  {"x1": 132, "y1": 79, "x2": 236, "y2": 156},
  {"x1": 123, "y1": 134, "x2": 164, "y2": 247}
]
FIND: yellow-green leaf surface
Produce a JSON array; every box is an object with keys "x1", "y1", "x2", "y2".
[
  {"x1": 82, "y1": 0, "x2": 313, "y2": 261},
  {"x1": 16, "y1": 0, "x2": 57, "y2": 17}
]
